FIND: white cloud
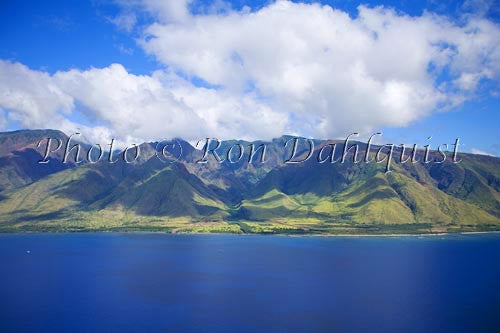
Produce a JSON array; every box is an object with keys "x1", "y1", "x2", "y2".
[
  {"x1": 1, "y1": 1, "x2": 499, "y2": 143},
  {"x1": 471, "y1": 148, "x2": 495, "y2": 156},
  {"x1": 140, "y1": 1, "x2": 500, "y2": 138},
  {"x1": 115, "y1": 0, "x2": 193, "y2": 23},
  {"x1": 0, "y1": 61, "x2": 287, "y2": 143},
  {"x1": 0, "y1": 61, "x2": 74, "y2": 127},
  {"x1": 109, "y1": 13, "x2": 137, "y2": 32}
]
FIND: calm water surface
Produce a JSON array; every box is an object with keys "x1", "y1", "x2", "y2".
[{"x1": 0, "y1": 233, "x2": 499, "y2": 332}]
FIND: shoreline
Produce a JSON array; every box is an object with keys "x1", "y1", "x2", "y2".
[{"x1": 0, "y1": 230, "x2": 499, "y2": 238}]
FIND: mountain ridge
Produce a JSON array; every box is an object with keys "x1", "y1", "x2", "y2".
[{"x1": 0, "y1": 129, "x2": 498, "y2": 234}]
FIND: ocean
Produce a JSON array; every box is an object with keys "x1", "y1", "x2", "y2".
[{"x1": 0, "y1": 233, "x2": 499, "y2": 332}]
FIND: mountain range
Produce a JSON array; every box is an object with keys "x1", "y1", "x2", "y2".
[{"x1": 0, "y1": 129, "x2": 499, "y2": 234}]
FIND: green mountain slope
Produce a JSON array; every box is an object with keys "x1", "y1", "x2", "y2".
[
  {"x1": 0, "y1": 130, "x2": 498, "y2": 234},
  {"x1": 0, "y1": 129, "x2": 81, "y2": 192}
]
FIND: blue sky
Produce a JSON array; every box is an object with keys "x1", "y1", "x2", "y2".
[
  {"x1": 3, "y1": 1, "x2": 498, "y2": 74},
  {"x1": 0, "y1": 0, "x2": 499, "y2": 155}
]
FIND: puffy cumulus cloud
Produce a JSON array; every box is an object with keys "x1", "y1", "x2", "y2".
[
  {"x1": 0, "y1": 61, "x2": 74, "y2": 128},
  {"x1": 0, "y1": 60, "x2": 287, "y2": 143},
  {"x1": 53, "y1": 64, "x2": 203, "y2": 143},
  {"x1": 156, "y1": 71, "x2": 287, "y2": 140},
  {"x1": 1, "y1": 1, "x2": 500, "y2": 143},
  {"x1": 140, "y1": 0, "x2": 500, "y2": 138}
]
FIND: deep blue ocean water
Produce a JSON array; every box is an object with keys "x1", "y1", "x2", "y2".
[{"x1": 0, "y1": 233, "x2": 499, "y2": 333}]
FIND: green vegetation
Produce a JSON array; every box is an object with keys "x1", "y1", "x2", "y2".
[{"x1": 0, "y1": 130, "x2": 498, "y2": 235}]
